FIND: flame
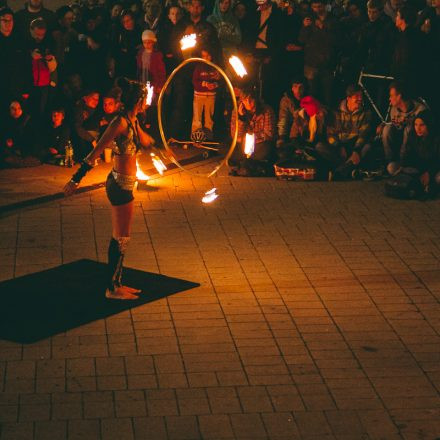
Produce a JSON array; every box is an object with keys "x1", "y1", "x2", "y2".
[
  {"x1": 151, "y1": 153, "x2": 167, "y2": 175},
  {"x1": 202, "y1": 188, "x2": 219, "y2": 204},
  {"x1": 244, "y1": 133, "x2": 255, "y2": 158},
  {"x1": 145, "y1": 81, "x2": 154, "y2": 106},
  {"x1": 229, "y1": 56, "x2": 247, "y2": 78},
  {"x1": 180, "y1": 33, "x2": 197, "y2": 51},
  {"x1": 136, "y1": 159, "x2": 150, "y2": 181}
]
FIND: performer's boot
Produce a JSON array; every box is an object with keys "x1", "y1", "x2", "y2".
[{"x1": 106, "y1": 237, "x2": 140, "y2": 299}]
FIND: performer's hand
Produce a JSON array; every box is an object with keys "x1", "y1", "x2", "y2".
[{"x1": 63, "y1": 180, "x2": 78, "y2": 197}]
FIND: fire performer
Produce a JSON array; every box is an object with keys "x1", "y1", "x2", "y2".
[{"x1": 63, "y1": 78, "x2": 155, "y2": 300}]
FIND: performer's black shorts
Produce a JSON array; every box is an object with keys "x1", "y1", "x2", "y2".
[{"x1": 105, "y1": 172, "x2": 135, "y2": 206}]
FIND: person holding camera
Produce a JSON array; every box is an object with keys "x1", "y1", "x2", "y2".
[{"x1": 27, "y1": 17, "x2": 57, "y2": 120}]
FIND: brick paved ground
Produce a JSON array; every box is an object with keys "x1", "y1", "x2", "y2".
[{"x1": 0, "y1": 162, "x2": 440, "y2": 439}]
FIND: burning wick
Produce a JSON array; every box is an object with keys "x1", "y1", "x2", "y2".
[
  {"x1": 244, "y1": 133, "x2": 255, "y2": 158},
  {"x1": 202, "y1": 188, "x2": 219, "y2": 204},
  {"x1": 229, "y1": 56, "x2": 247, "y2": 78},
  {"x1": 180, "y1": 33, "x2": 197, "y2": 51},
  {"x1": 136, "y1": 159, "x2": 150, "y2": 181},
  {"x1": 145, "y1": 81, "x2": 154, "y2": 106},
  {"x1": 151, "y1": 153, "x2": 167, "y2": 175}
]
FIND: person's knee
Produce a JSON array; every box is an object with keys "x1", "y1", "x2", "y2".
[
  {"x1": 387, "y1": 161, "x2": 400, "y2": 175},
  {"x1": 435, "y1": 171, "x2": 440, "y2": 186}
]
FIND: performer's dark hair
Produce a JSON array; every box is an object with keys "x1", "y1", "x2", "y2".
[{"x1": 116, "y1": 77, "x2": 145, "y2": 110}]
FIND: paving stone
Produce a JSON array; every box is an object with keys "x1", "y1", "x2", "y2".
[{"x1": 198, "y1": 414, "x2": 235, "y2": 439}]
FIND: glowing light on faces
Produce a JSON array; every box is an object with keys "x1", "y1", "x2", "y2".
[
  {"x1": 180, "y1": 33, "x2": 197, "y2": 51},
  {"x1": 136, "y1": 159, "x2": 150, "y2": 181},
  {"x1": 229, "y1": 56, "x2": 247, "y2": 77},
  {"x1": 145, "y1": 81, "x2": 154, "y2": 106},
  {"x1": 244, "y1": 133, "x2": 255, "y2": 158},
  {"x1": 202, "y1": 188, "x2": 219, "y2": 203},
  {"x1": 150, "y1": 153, "x2": 167, "y2": 175}
]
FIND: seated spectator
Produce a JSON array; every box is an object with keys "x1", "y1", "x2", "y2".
[
  {"x1": 192, "y1": 45, "x2": 220, "y2": 139},
  {"x1": 229, "y1": 85, "x2": 276, "y2": 176},
  {"x1": 381, "y1": 81, "x2": 426, "y2": 169},
  {"x1": 316, "y1": 84, "x2": 373, "y2": 179},
  {"x1": 95, "y1": 87, "x2": 121, "y2": 138},
  {"x1": 387, "y1": 110, "x2": 440, "y2": 195},
  {"x1": 0, "y1": 99, "x2": 40, "y2": 168},
  {"x1": 207, "y1": 0, "x2": 241, "y2": 59},
  {"x1": 276, "y1": 76, "x2": 326, "y2": 160},
  {"x1": 136, "y1": 29, "x2": 166, "y2": 95},
  {"x1": 72, "y1": 89, "x2": 100, "y2": 160},
  {"x1": 42, "y1": 106, "x2": 71, "y2": 163}
]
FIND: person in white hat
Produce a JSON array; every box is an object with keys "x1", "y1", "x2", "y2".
[{"x1": 136, "y1": 29, "x2": 166, "y2": 96}]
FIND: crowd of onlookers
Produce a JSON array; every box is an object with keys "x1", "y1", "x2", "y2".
[{"x1": 0, "y1": 0, "x2": 439, "y2": 194}]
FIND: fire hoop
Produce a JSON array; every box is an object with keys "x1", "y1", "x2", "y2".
[{"x1": 157, "y1": 57, "x2": 239, "y2": 178}]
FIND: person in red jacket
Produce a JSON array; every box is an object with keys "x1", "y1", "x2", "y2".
[
  {"x1": 136, "y1": 29, "x2": 165, "y2": 98},
  {"x1": 191, "y1": 46, "x2": 220, "y2": 139}
]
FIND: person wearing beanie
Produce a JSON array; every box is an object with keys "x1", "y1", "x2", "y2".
[
  {"x1": 136, "y1": 29, "x2": 165, "y2": 95},
  {"x1": 276, "y1": 77, "x2": 327, "y2": 161},
  {"x1": 315, "y1": 84, "x2": 374, "y2": 179}
]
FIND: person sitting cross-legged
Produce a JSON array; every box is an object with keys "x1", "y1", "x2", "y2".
[
  {"x1": 316, "y1": 84, "x2": 374, "y2": 180},
  {"x1": 387, "y1": 111, "x2": 440, "y2": 197}
]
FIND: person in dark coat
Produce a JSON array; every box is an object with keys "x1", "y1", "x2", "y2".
[
  {"x1": 14, "y1": 0, "x2": 56, "y2": 40},
  {"x1": 0, "y1": 7, "x2": 31, "y2": 110}
]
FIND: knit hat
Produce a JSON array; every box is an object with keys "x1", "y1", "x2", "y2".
[
  {"x1": 0, "y1": 6, "x2": 13, "y2": 17},
  {"x1": 142, "y1": 29, "x2": 157, "y2": 41},
  {"x1": 300, "y1": 96, "x2": 320, "y2": 117}
]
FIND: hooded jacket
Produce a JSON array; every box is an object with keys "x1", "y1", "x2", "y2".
[{"x1": 207, "y1": 0, "x2": 241, "y2": 51}]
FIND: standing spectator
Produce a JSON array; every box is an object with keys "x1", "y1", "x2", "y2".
[
  {"x1": 298, "y1": 0, "x2": 339, "y2": 106},
  {"x1": 136, "y1": 29, "x2": 166, "y2": 94},
  {"x1": 72, "y1": 8, "x2": 108, "y2": 90},
  {"x1": 281, "y1": 0, "x2": 303, "y2": 83},
  {"x1": 179, "y1": 0, "x2": 221, "y2": 62},
  {"x1": 158, "y1": 5, "x2": 184, "y2": 73},
  {"x1": 27, "y1": 18, "x2": 58, "y2": 120},
  {"x1": 230, "y1": 84, "x2": 276, "y2": 175},
  {"x1": 316, "y1": 84, "x2": 373, "y2": 179},
  {"x1": 357, "y1": 0, "x2": 395, "y2": 110},
  {"x1": 0, "y1": 7, "x2": 30, "y2": 110},
  {"x1": 207, "y1": 0, "x2": 242, "y2": 59},
  {"x1": 191, "y1": 46, "x2": 220, "y2": 138},
  {"x1": 248, "y1": 0, "x2": 284, "y2": 110},
  {"x1": 142, "y1": 0, "x2": 163, "y2": 33},
  {"x1": 381, "y1": 81, "x2": 426, "y2": 169},
  {"x1": 384, "y1": 0, "x2": 403, "y2": 22},
  {"x1": 109, "y1": 10, "x2": 141, "y2": 79},
  {"x1": 14, "y1": 0, "x2": 56, "y2": 40},
  {"x1": 52, "y1": 6, "x2": 78, "y2": 80},
  {"x1": 72, "y1": 89, "x2": 100, "y2": 160},
  {"x1": 391, "y1": 5, "x2": 427, "y2": 98}
]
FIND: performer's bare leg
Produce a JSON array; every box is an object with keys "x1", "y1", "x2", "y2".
[{"x1": 106, "y1": 200, "x2": 141, "y2": 300}]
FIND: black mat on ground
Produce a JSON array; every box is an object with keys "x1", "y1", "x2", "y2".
[{"x1": 0, "y1": 259, "x2": 199, "y2": 344}]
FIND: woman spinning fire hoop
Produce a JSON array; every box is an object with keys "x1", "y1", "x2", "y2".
[{"x1": 64, "y1": 78, "x2": 155, "y2": 300}]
